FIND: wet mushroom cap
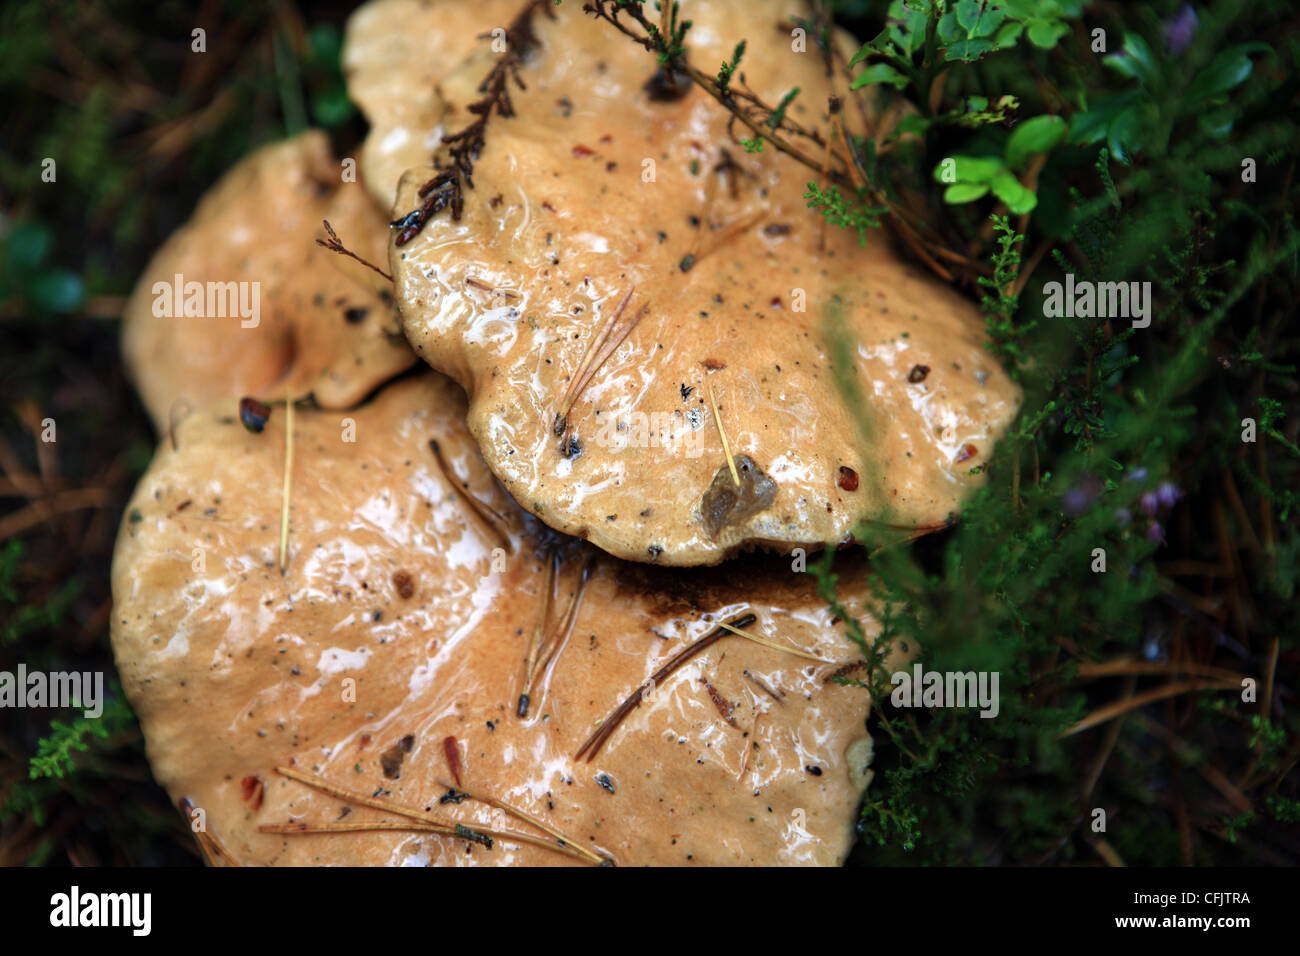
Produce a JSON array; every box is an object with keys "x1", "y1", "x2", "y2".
[
  {"x1": 387, "y1": 0, "x2": 1023, "y2": 566},
  {"x1": 122, "y1": 130, "x2": 416, "y2": 433},
  {"x1": 110, "y1": 372, "x2": 885, "y2": 866},
  {"x1": 343, "y1": 0, "x2": 523, "y2": 211}
]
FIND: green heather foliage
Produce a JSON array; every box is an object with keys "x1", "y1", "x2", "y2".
[
  {"x1": 811, "y1": 0, "x2": 1299, "y2": 863},
  {"x1": 0, "y1": 0, "x2": 1296, "y2": 865}
]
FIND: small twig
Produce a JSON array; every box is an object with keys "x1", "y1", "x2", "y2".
[{"x1": 316, "y1": 220, "x2": 393, "y2": 283}]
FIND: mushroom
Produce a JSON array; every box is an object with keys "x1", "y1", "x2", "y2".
[
  {"x1": 122, "y1": 130, "x2": 416, "y2": 434},
  {"x1": 110, "y1": 371, "x2": 887, "y2": 865},
  {"x1": 384, "y1": 0, "x2": 1023, "y2": 566},
  {"x1": 342, "y1": 0, "x2": 523, "y2": 210}
]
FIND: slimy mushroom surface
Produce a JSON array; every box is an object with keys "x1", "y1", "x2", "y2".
[
  {"x1": 122, "y1": 130, "x2": 416, "y2": 433},
  {"x1": 110, "y1": 373, "x2": 885, "y2": 865},
  {"x1": 343, "y1": 0, "x2": 523, "y2": 210},
  {"x1": 387, "y1": 0, "x2": 1023, "y2": 566}
]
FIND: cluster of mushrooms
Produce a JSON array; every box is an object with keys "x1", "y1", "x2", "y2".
[{"x1": 111, "y1": 0, "x2": 1020, "y2": 866}]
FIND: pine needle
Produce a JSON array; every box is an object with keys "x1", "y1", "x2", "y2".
[
  {"x1": 179, "y1": 797, "x2": 240, "y2": 867},
  {"x1": 266, "y1": 765, "x2": 597, "y2": 864},
  {"x1": 575, "y1": 612, "x2": 757, "y2": 762},
  {"x1": 555, "y1": 289, "x2": 647, "y2": 447},
  {"x1": 278, "y1": 396, "x2": 294, "y2": 574},
  {"x1": 520, "y1": 550, "x2": 558, "y2": 715},
  {"x1": 716, "y1": 620, "x2": 834, "y2": 663},
  {"x1": 434, "y1": 779, "x2": 609, "y2": 865},
  {"x1": 705, "y1": 376, "x2": 739, "y2": 487},
  {"x1": 522, "y1": 555, "x2": 594, "y2": 714},
  {"x1": 428, "y1": 438, "x2": 512, "y2": 551}
]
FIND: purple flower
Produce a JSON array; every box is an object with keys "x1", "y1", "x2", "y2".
[
  {"x1": 1115, "y1": 508, "x2": 1132, "y2": 527},
  {"x1": 1156, "y1": 482, "x2": 1181, "y2": 508},
  {"x1": 1140, "y1": 491, "x2": 1160, "y2": 516},
  {"x1": 1064, "y1": 475, "x2": 1102, "y2": 515},
  {"x1": 1147, "y1": 521, "x2": 1165, "y2": 544},
  {"x1": 1165, "y1": 4, "x2": 1199, "y2": 56},
  {"x1": 1127, "y1": 467, "x2": 1149, "y2": 483}
]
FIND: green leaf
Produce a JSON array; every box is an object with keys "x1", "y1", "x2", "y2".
[
  {"x1": 955, "y1": 0, "x2": 1005, "y2": 36},
  {"x1": 990, "y1": 169, "x2": 1037, "y2": 214},
  {"x1": 944, "y1": 182, "x2": 991, "y2": 203},
  {"x1": 1106, "y1": 106, "x2": 1146, "y2": 164},
  {"x1": 1185, "y1": 44, "x2": 1269, "y2": 105},
  {"x1": 992, "y1": 21, "x2": 1025, "y2": 50},
  {"x1": 1103, "y1": 32, "x2": 1158, "y2": 88},
  {"x1": 885, "y1": 0, "x2": 928, "y2": 55},
  {"x1": 1067, "y1": 109, "x2": 1110, "y2": 146},
  {"x1": 1025, "y1": 19, "x2": 1068, "y2": 49},
  {"x1": 852, "y1": 62, "x2": 909, "y2": 91},
  {"x1": 933, "y1": 154, "x2": 1005, "y2": 184},
  {"x1": 1006, "y1": 115, "x2": 1066, "y2": 170}
]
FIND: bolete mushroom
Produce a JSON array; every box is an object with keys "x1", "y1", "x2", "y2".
[
  {"x1": 383, "y1": 0, "x2": 1023, "y2": 566},
  {"x1": 110, "y1": 372, "x2": 887, "y2": 865},
  {"x1": 122, "y1": 130, "x2": 416, "y2": 434}
]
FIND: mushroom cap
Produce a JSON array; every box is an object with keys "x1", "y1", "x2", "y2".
[
  {"x1": 122, "y1": 130, "x2": 416, "y2": 433},
  {"x1": 110, "y1": 372, "x2": 884, "y2": 866},
  {"x1": 343, "y1": 0, "x2": 523, "y2": 211},
  {"x1": 389, "y1": 0, "x2": 1023, "y2": 566}
]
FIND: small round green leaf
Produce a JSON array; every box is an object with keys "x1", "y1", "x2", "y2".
[
  {"x1": 1006, "y1": 115, "x2": 1066, "y2": 170},
  {"x1": 944, "y1": 182, "x2": 990, "y2": 204}
]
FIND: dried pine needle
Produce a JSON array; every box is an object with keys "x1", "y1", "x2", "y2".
[
  {"x1": 266, "y1": 765, "x2": 597, "y2": 864},
  {"x1": 278, "y1": 396, "x2": 294, "y2": 574},
  {"x1": 434, "y1": 779, "x2": 609, "y2": 865},
  {"x1": 705, "y1": 376, "x2": 739, "y2": 487},
  {"x1": 575, "y1": 612, "x2": 757, "y2": 762},
  {"x1": 429, "y1": 438, "x2": 512, "y2": 551},
  {"x1": 716, "y1": 620, "x2": 835, "y2": 663}
]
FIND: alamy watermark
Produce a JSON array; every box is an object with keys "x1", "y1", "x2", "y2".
[
  {"x1": 152, "y1": 273, "x2": 260, "y2": 328},
  {"x1": 890, "y1": 663, "x2": 1000, "y2": 718},
  {"x1": 1043, "y1": 273, "x2": 1152, "y2": 328},
  {"x1": 0, "y1": 664, "x2": 103, "y2": 718},
  {"x1": 590, "y1": 409, "x2": 706, "y2": 458}
]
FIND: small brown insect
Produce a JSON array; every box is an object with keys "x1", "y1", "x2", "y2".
[
  {"x1": 908, "y1": 364, "x2": 930, "y2": 383},
  {"x1": 838, "y1": 466, "x2": 859, "y2": 491}
]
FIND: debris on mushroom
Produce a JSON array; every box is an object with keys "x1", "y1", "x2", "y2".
[
  {"x1": 342, "y1": 0, "x2": 523, "y2": 210},
  {"x1": 110, "y1": 372, "x2": 890, "y2": 865},
  {"x1": 121, "y1": 130, "x2": 416, "y2": 434},
  {"x1": 385, "y1": 0, "x2": 1023, "y2": 566}
]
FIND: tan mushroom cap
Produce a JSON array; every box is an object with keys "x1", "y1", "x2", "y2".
[
  {"x1": 389, "y1": 0, "x2": 1023, "y2": 566},
  {"x1": 343, "y1": 0, "x2": 522, "y2": 211},
  {"x1": 111, "y1": 372, "x2": 887, "y2": 866},
  {"x1": 122, "y1": 130, "x2": 417, "y2": 434}
]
